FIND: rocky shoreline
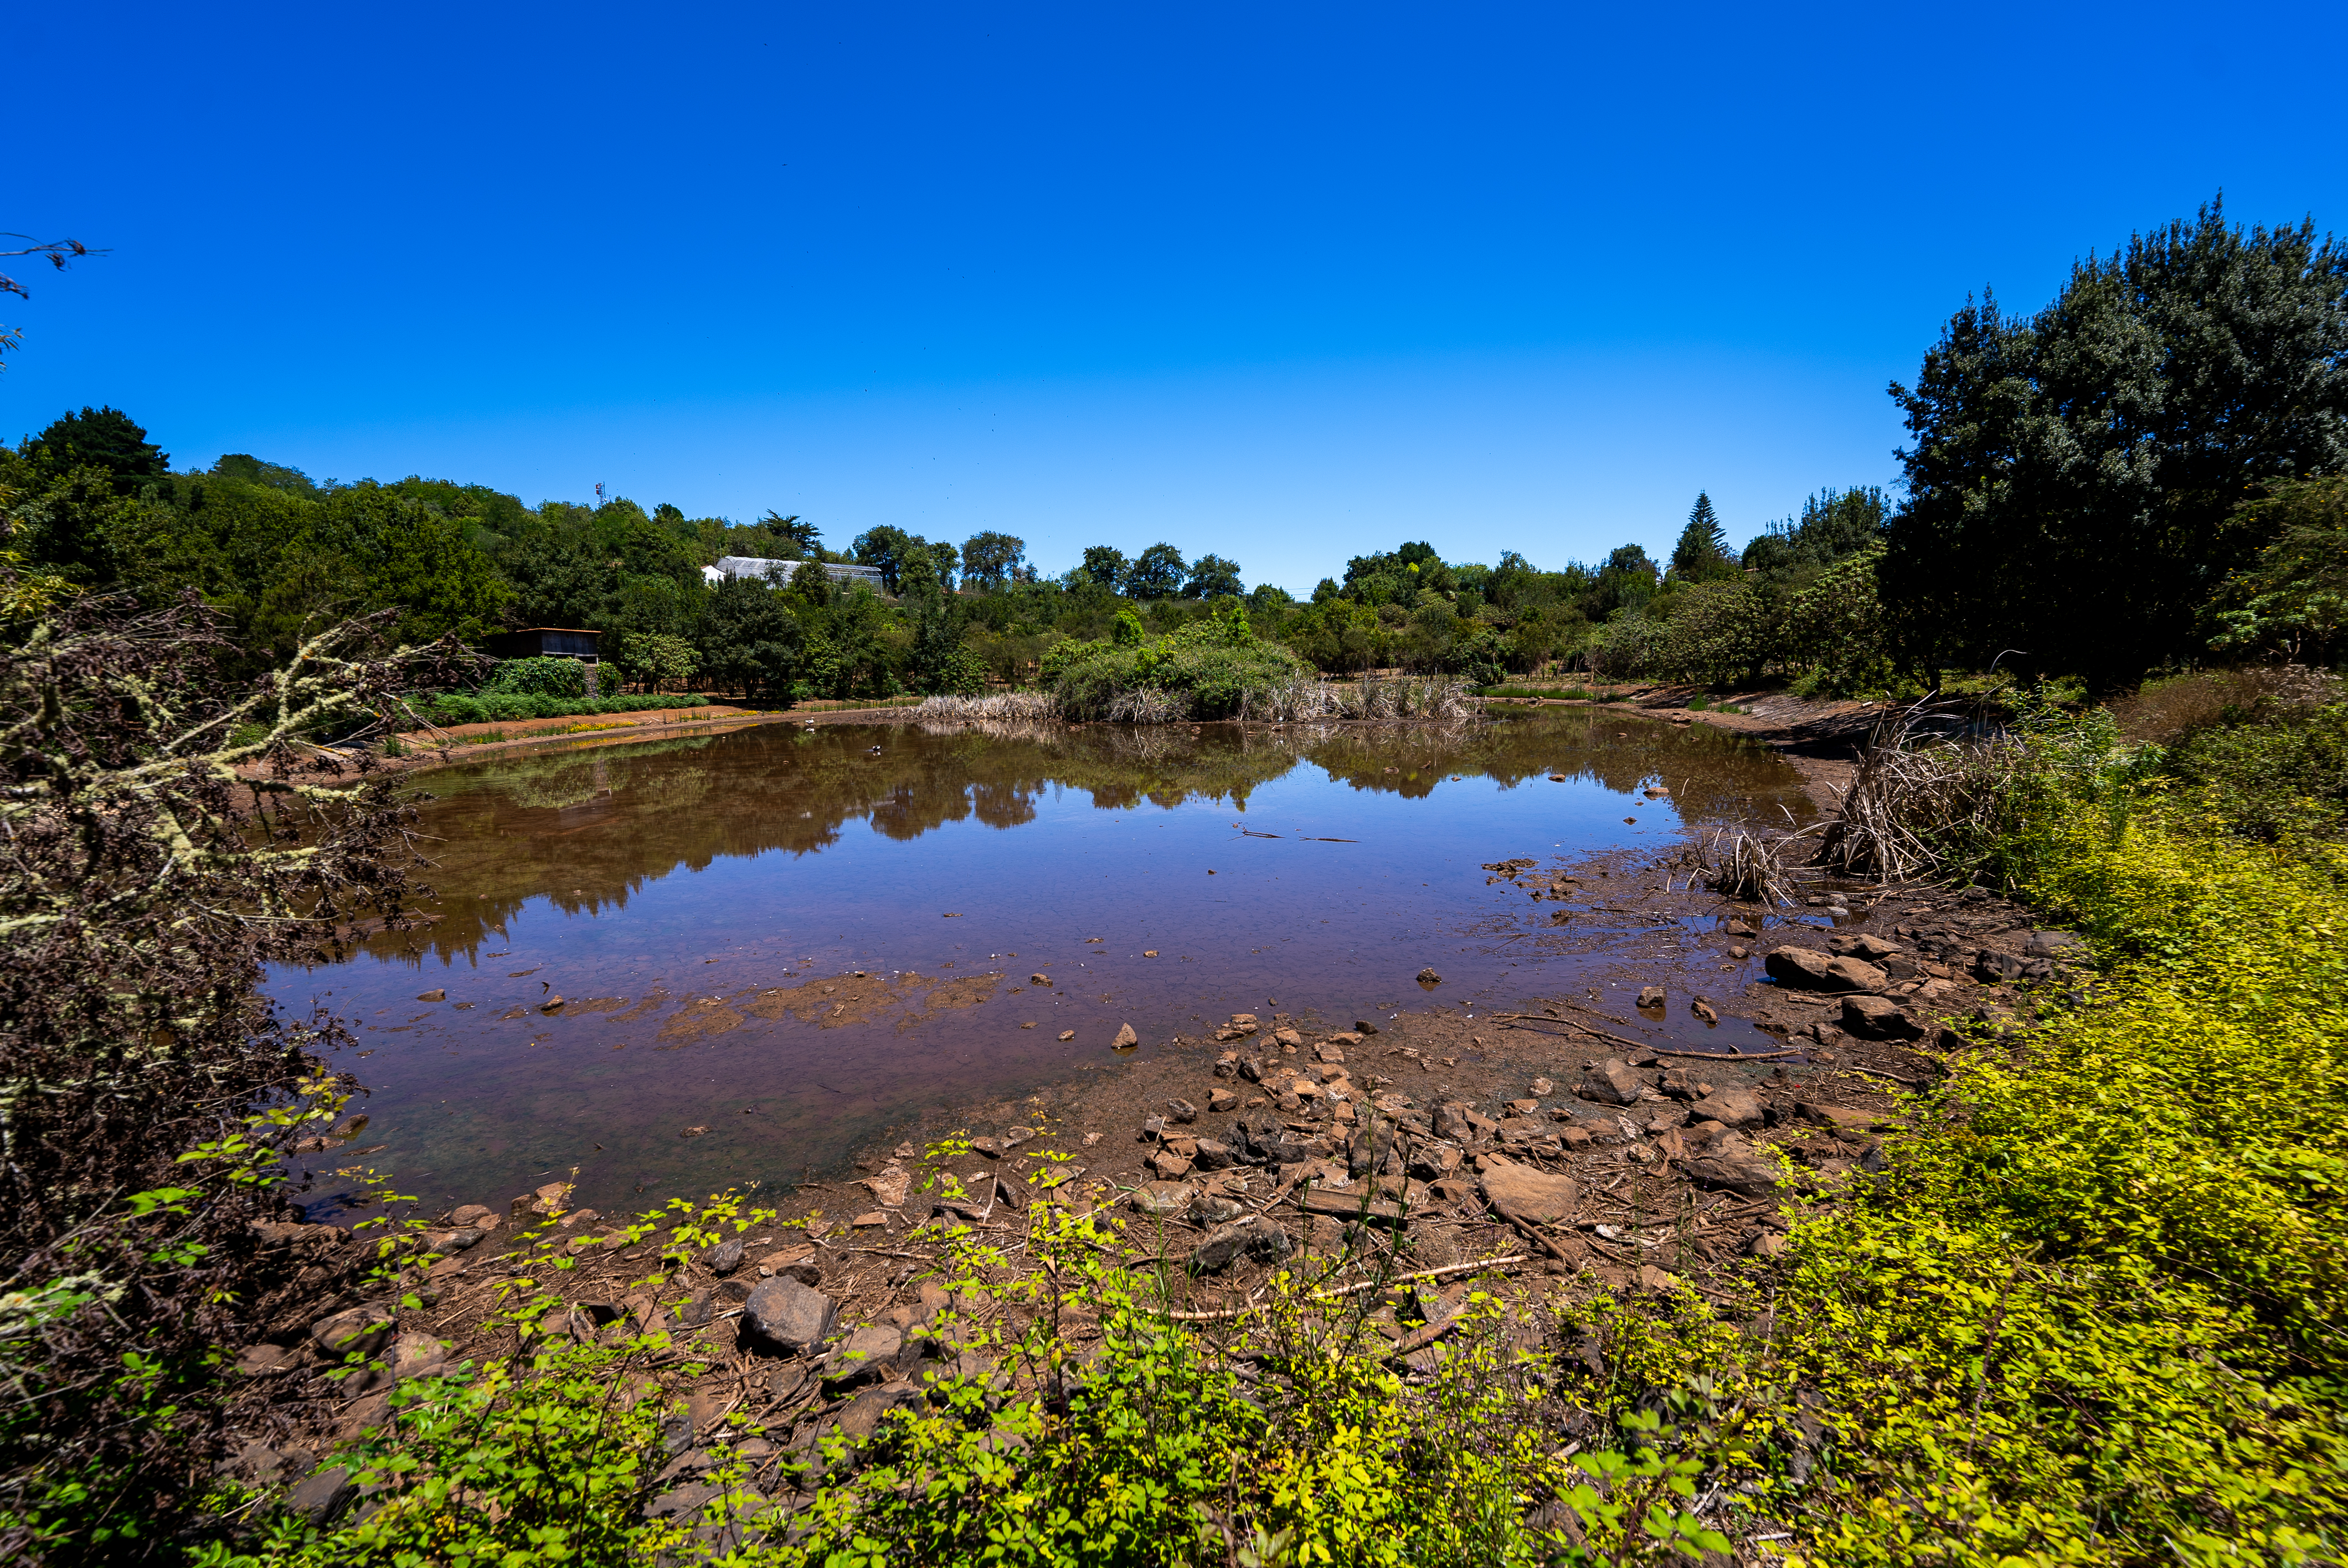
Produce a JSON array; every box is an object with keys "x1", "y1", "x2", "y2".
[{"x1": 221, "y1": 848, "x2": 2075, "y2": 1527}]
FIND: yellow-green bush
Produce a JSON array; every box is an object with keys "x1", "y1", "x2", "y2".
[{"x1": 1741, "y1": 785, "x2": 2348, "y2": 1566}]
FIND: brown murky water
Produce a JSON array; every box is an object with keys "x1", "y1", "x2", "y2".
[{"x1": 271, "y1": 709, "x2": 1816, "y2": 1217}]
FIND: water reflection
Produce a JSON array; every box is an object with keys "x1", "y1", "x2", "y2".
[
  {"x1": 404, "y1": 710, "x2": 1803, "y2": 967},
  {"x1": 275, "y1": 710, "x2": 1815, "y2": 1216}
]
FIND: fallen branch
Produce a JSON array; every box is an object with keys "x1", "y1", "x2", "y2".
[{"x1": 1164, "y1": 1255, "x2": 1531, "y2": 1322}]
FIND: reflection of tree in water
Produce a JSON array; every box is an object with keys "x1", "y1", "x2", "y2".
[{"x1": 366, "y1": 711, "x2": 1809, "y2": 970}]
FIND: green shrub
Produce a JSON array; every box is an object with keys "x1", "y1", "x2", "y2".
[
  {"x1": 485, "y1": 656, "x2": 588, "y2": 699},
  {"x1": 416, "y1": 690, "x2": 719, "y2": 727},
  {"x1": 2163, "y1": 699, "x2": 2348, "y2": 847},
  {"x1": 1046, "y1": 604, "x2": 1315, "y2": 720}
]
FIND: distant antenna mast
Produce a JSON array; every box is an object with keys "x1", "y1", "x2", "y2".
[{"x1": 595, "y1": 482, "x2": 606, "y2": 504}]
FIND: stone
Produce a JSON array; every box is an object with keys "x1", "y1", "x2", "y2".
[
  {"x1": 1827, "y1": 933, "x2": 1901, "y2": 962},
  {"x1": 1271, "y1": 1027, "x2": 1303, "y2": 1047},
  {"x1": 1730, "y1": 945, "x2": 1750, "y2": 958},
  {"x1": 1207, "y1": 1087, "x2": 1239, "y2": 1113},
  {"x1": 706, "y1": 1237, "x2": 746, "y2": 1276},
  {"x1": 1635, "y1": 985, "x2": 1665, "y2": 1008},
  {"x1": 1031, "y1": 972, "x2": 1051, "y2": 986},
  {"x1": 289, "y1": 1466, "x2": 357, "y2": 1526},
  {"x1": 1765, "y1": 948, "x2": 1888, "y2": 992},
  {"x1": 1188, "y1": 1190, "x2": 1245, "y2": 1225},
  {"x1": 1129, "y1": 1180, "x2": 1196, "y2": 1216},
  {"x1": 1656, "y1": 1067, "x2": 1711, "y2": 1101},
  {"x1": 1187, "y1": 1216, "x2": 1296, "y2": 1273},
  {"x1": 1315, "y1": 1042, "x2": 1346, "y2": 1064},
  {"x1": 1636, "y1": 1263, "x2": 1679, "y2": 1294},
  {"x1": 415, "y1": 988, "x2": 445, "y2": 1002},
  {"x1": 740, "y1": 1276, "x2": 836, "y2": 1354},
  {"x1": 1111, "y1": 1023, "x2": 1139, "y2": 1050},
  {"x1": 1635, "y1": 1103, "x2": 1690, "y2": 1134},
  {"x1": 1431, "y1": 1102, "x2": 1477, "y2": 1140},
  {"x1": 389, "y1": 1331, "x2": 450, "y2": 1381},
  {"x1": 1724, "y1": 919, "x2": 1756, "y2": 936},
  {"x1": 450, "y1": 1204, "x2": 492, "y2": 1226},
  {"x1": 1690, "y1": 1087, "x2": 1764, "y2": 1128},
  {"x1": 1058, "y1": 1029, "x2": 1076, "y2": 1041},
  {"x1": 1416, "y1": 967, "x2": 1443, "y2": 986},
  {"x1": 1685, "y1": 1137, "x2": 1782, "y2": 1198},
  {"x1": 1972, "y1": 949, "x2": 2025, "y2": 983},
  {"x1": 833, "y1": 1384, "x2": 925, "y2": 1443},
  {"x1": 2025, "y1": 930, "x2": 2080, "y2": 958},
  {"x1": 1354, "y1": 1018, "x2": 1380, "y2": 1034},
  {"x1": 1798, "y1": 1100, "x2": 1902, "y2": 1136},
  {"x1": 1479, "y1": 1164, "x2": 1582, "y2": 1226},
  {"x1": 1149, "y1": 1150, "x2": 1193, "y2": 1180},
  {"x1": 1747, "y1": 1231, "x2": 1787, "y2": 1258},
  {"x1": 1503, "y1": 1097, "x2": 1539, "y2": 1117},
  {"x1": 1296, "y1": 1187, "x2": 1407, "y2": 1226},
  {"x1": 1840, "y1": 995, "x2": 1924, "y2": 1041},
  {"x1": 1166, "y1": 1097, "x2": 1199, "y2": 1124},
  {"x1": 1578, "y1": 1058, "x2": 1644, "y2": 1106},
  {"x1": 1408, "y1": 1143, "x2": 1463, "y2": 1179},
  {"x1": 311, "y1": 1306, "x2": 392, "y2": 1359},
  {"x1": 1191, "y1": 1137, "x2": 1238, "y2": 1171},
  {"x1": 1691, "y1": 998, "x2": 1719, "y2": 1024},
  {"x1": 820, "y1": 1324, "x2": 904, "y2": 1390}
]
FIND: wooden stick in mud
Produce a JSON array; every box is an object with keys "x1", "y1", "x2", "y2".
[
  {"x1": 1491, "y1": 1014, "x2": 1800, "y2": 1061},
  {"x1": 1164, "y1": 1254, "x2": 1532, "y2": 1322}
]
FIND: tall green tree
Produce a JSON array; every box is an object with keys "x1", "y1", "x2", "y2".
[
  {"x1": 1181, "y1": 552, "x2": 1244, "y2": 599},
  {"x1": 1881, "y1": 201, "x2": 2348, "y2": 688},
  {"x1": 960, "y1": 531, "x2": 1026, "y2": 591},
  {"x1": 1126, "y1": 542, "x2": 1186, "y2": 598},
  {"x1": 1079, "y1": 545, "x2": 1129, "y2": 591},
  {"x1": 1670, "y1": 492, "x2": 1733, "y2": 580},
  {"x1": 22, "y1": 406, "x2": 167, "y2": 492}
]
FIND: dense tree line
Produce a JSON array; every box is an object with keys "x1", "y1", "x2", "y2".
[{"x1": 7, "y1": 200, "x2": 2342, "y2": 704}]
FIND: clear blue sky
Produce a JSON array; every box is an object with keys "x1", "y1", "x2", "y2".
[{"x1": 11, "y1": 2, "x2": 2345, "y2": 594}]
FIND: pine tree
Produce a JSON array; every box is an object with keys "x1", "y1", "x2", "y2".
[{"x1": 1671, "y1": 492, "x2": 1731, "y2": 578}]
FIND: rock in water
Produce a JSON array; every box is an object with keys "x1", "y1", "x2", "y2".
[
  {"x1": 1479, "y1": 1164, "x2": 1582, "y2": 1226},
  {"x1": 741, "y1": 1276, "x2": 836, "y2": 1354},
  {"x1": 1636, "y1": 985, "x2": 1666, "y2": 1008},
  {"x1": 1110, "y1": 1023, "x2": 1139, "y2": 1050}
]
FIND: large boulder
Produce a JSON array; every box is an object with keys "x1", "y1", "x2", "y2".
[
  {"x1": 1479, "y1": 1164, "x2": 1582, "y2": 1227},
  {"x1": 740, "y1": 1276, "x2": 835, "y2": 1354},
  {"x1": 1765, "y1": 948, "x2": 1888, "y2": 992}
]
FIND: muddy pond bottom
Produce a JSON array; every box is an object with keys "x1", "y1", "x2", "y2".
[{"x1": 272, "y1": 708, "x2": 1820, "y2": 1218}]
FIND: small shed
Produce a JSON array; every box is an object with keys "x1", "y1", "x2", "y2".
[{"x1": 485, "y1": 627, "x2": 603, "y2": 661}]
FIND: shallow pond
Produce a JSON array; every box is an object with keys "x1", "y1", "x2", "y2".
[{"x1": 272, "y1": 708, "x2": 1817, "y2": 1217}]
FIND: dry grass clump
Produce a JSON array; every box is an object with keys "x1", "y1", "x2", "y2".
[
  {"x1": 1106, "y1": 686, "x2": 1190, "y2": 724},
  {"x1": 908, "y1": 692, "x2": 1062, "y2": 722},
  {"x1": 1814, "y1": 706, "x2": 2016, "y2": 883},
  {"x1": 1243, "y1": 673, "x2": 1480, "y2": 723},
  {"x1": 1701, "y1": 824, "x2": 1813, "y2": 905},
  {"x1": 2110, "y1": 664, "x2": 2343, "y2": 743}
]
